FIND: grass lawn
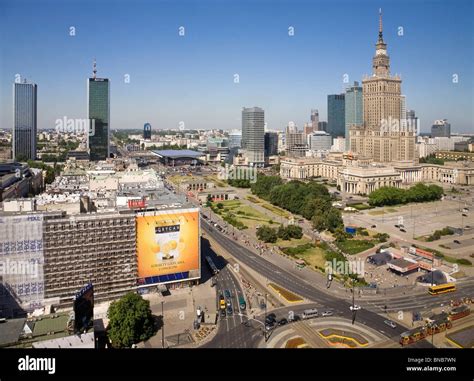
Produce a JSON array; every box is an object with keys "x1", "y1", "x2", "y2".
[
  {"x1": 246, "y1": 195, "x2": 261, "y2": 203},
  {"x1": 368, "y1": 210, "x2": 385, "y2": 216},
  {"x1": 277, "y1": 238, "x2": 327, "y2": 269},
  {"x1": 213, "y1": 200, "x2": 274, "y2": 229},
  {"x1": 268, "y1": 283, "x2": 303, "y2": 303},
  {"x1": 350, "y1": 203, "x2": 373, "y2": 211},
  {"x1": 204, "y1": 175, "x2": 227, "y2": 187},
  {"x1": 335, "y1": 239, "x2": 375, "y2": 255},
  {"x1": 367, "y1": 207, "x2": 398, "y2": 216}
]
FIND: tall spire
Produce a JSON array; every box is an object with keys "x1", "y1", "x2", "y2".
[
  {"x1": 378, "y1": 8, "x2": 383, "y2": 42},
  {"x1": 92, "y1": 58, "x2": 97, "y2": 79}
]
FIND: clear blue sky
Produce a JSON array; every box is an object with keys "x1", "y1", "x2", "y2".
[{"x1": 0, "y1": 0, "x2": 473, "y2": 133}]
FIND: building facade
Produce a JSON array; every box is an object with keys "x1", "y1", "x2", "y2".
[
  {"x1": 431, "y1": 119, "x2": 451, "y2": 138},
  {"x1": 143, "y1": 123, "x2": 152, "y2": 140},
  {"x1": 241, "y1": 107, "x2": 265, "y2": 167},
  {"x1": 308, "y1": 131, "x2": 332, "y2": 151},
  {"x1": 327, "y1": 94, "x2": 345, "y2": 138},
  {"x1": 345, "y1": 81, "x2": 363, "y2": 150},
  {"x1": 264, "y1": 131, "x2": 278, "y2": 158},
  {"x1": 87, "y1": 61, "x2": 110, "y2": 161},
  {"x1": 349, "y1": 10, "x2": 416, "y2": 163},
  {"x1": 13, "y1": 81, "x2": 37, "y2": 160}
]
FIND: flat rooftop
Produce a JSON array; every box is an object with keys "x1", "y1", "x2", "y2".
[{"x1": 152, "y1": 149, "x2": 203, "y2": 159}]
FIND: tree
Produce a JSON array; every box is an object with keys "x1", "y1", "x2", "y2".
[
  {"x1": 256, "y1": 225, "x2": 278, "y2": 243},
  {"x1": 107, "y1": 292, "x2": 155, "y2": 348},
  {"x1": 277, "y1": 225, "x2": 290, "y2": 240},
  {"x1": 216, "y1": 203, "x2": 224, "y2": 209},
  {"x1": 286, "y1": 224, "x2": 303, "y2": 239},
  {"x1": 333, "y1": 227, "x2": 351, "y2": 242}
]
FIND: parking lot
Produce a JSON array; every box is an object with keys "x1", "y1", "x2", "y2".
[{"x1": 346, "y1": 199, "x2": 474, "y2": 260}]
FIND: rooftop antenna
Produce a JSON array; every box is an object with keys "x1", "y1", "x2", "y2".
[
  {"x1": 378, "y1": 8, "x2": 383, "y2": 41},
  {"x1": 92, "y1": 58, "x2": 97, "y2": 79}
]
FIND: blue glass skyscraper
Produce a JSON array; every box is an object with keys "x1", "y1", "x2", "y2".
[
  {"x1": 327, "y1": 94, "x2": 345, "y2": 138},
  {"x1": 345, "y1": 82, "x2": 363, "y2": 150}
]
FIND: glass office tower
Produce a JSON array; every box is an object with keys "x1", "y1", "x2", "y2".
[
  {"x1": 13, "y1": 82, "x2": 37, "y2": 160},
  {"x1": 88, "y1": 77, "x2": 110, "y2": 161}
]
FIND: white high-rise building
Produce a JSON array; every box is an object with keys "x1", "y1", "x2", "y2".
[{"x1": 241, "y1": 107, "x2": 265, "y2": 167}]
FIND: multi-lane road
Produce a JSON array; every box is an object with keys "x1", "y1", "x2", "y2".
[{"x1": 201, "y1": 218, "x2": 443, "y2": 348}]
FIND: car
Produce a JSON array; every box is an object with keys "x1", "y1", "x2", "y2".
[
  {"x1": 220, "y1": 309, "x2": 226, "y2": 318},
  {"x1": 226, "y1": 306, "x2": 233, "y2": 316},
  {"x1": 278, "y1": 318, "x2": 288, "y2": 326},
  {"x1": 462, "y1": 213, "x2": 468, "y2": 217},
  {"x1": 453, "y1": 240, "x2": 461, "y2": 244},
  {"x1": 349, "y1": 305, "x2": 361, "y2": 311},
  {"x1": 384, "y1": 320, "x2": 397, "y2": 329},
  {"x1": 265, "y1": 322, "x2": 275, "y2": 331},
  {"x1": 400, "y1": 228, "x2": 406, "y2": 233},
  {"x1": 321, "y1": 310, "x2": 334, "y2": 317},
  {"x1": 224, "y1": 290, "x2": 231, "y2": 298},
  {"x1": 288, "y1": 314, "x2": 300, "y2": 322},
  {"x1": 394, "y1": 224, "x2": 399, "y2": 228},
  {"x1": 371, "y1": 225, "x2": 377, "y2": 228}
]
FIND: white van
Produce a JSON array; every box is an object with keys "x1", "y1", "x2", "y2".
[{"x1": 302, "y1": 308, "x2": 319, "y2": 319}]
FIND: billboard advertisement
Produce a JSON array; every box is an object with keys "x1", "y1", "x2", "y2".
[
  {"x1": 73, "y1": 283, "x2": 94, "y2": 333},
  {"x1": 0, "y1": 214, "x2": 44, "y2": 313},
  {"x1": 136, "y1": 208, "x2": 200, "y2": 285}
]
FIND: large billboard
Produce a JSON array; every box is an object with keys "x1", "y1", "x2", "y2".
[
  {"x1": 136, "y1": 208, "x2": 200, "y2": 285},
  {"x1": 0, "y1": 214, "x2": 45, "y2": 313}
]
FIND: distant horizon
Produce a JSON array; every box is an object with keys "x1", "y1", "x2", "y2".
[{"x1": 1, "y1": 0, "x2": 472, "y2": 133}]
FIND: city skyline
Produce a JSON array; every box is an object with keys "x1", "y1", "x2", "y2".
[{"x1": 0, "y1": 0, "x2": 473, "y2": 133}]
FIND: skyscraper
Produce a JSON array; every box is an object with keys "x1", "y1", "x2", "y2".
[
  {"x1": 349, "y1": 9, "x2": 415, "y2": 162},
  {"x1": 318, "y1": 121, "x2": 327, "y2": 132},
  {"x1": 143, "y1": 123, "x2": 152, "y2": 140},
  {"x1": 264, "y1": 131, "x2": 278, "y2": 157},
  {"x1": 345, "y1": 81, "x2": 363, "y2": 150},
  {"x1": 241, "y1": 107, "x2": 265, "y2": 167},
  {"x1": 13, "y1": 81, "x2": 37, "y2": 160},
  {"x1": 228, "y1": 130, "x2": 242, "y2": 149},
  {"x1": 88, "y1": 60, "x2": 110, "y2": 161},
  {"x1": 327, "y1": 94, "x2": 345, "y2": 138},
  {"x1": 311, "y1": 109, "x2": 319, "y2": 130},
  {"x1": 431, "y1": 119, "x2": 451, "y2": 138}
]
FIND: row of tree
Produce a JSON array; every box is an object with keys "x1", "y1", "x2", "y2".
[
  {"x1": 251, "y1": 175, "x2": 343, "y2": 232},
  {"x1": 256, "y1": 224, "x2": 303, "y2": 243},
  {"x1": 368, "y1": 183, "x2": 444, "y2": 206}
]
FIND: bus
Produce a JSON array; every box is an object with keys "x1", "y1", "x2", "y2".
[
  {"x1": 205, "y1": 256, "x2": 219, "y2": 275},
  {"x1": 302, "y1": 308, "x2": 319, "y2": 319},
  {"x1": 238, "y1": 295, "x2": 246, "y2": 311},
  {"x1": 428, "y1": 283, "x2": 456, "y2": 295}
]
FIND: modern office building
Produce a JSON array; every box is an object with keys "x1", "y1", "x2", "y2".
[
  {"x1": 143, "y1": 123, "x2": 152, "y2": 140},
  {"x1": 431, "y1": 119, "x2": 451, "y2": 138},
  {"x1": 308, "y1": 131, "x2": 333, "y2": 151},
  {"x1": 327, "y1": 94, "x2": 345, "y2": 138},
  {"x1": 87, "y1": 60, "x2": 110, "y2": 161},
  {"x1": 13, "y1": 81, "x2": 37, "y2": 160},
  {"x1": 241, "y1": 107, "x2": 265, "y2": 167},
  {"x1": 286, "y1": 132, "x2": 306, "y2": 157},
  {"x1": 318, "y1": 121, "x2": 327, "y2": 132},
  {"x1": 345, "y1": 81, "x2": 363, "y2": 150},
  {"x1": 311, "y1": 109, "x2": 319, "y2": 130},
  {"x1": 228, "y1": 130, "x2": 242, "y2": 149},
  {"x1": 264, "y1": 131, "x2": 278, "y2": 157},
  {"x1": 349, "y1": 9, "x2": 415, "y2": 162}
]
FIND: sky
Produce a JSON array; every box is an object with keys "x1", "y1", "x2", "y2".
[{"x1": 0, "y1": 0, "x2": 473, "y2": 133}]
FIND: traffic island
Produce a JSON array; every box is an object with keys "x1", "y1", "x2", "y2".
[{"x1": 318, "y1": 328, "x2": 369, "y2": 347}]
